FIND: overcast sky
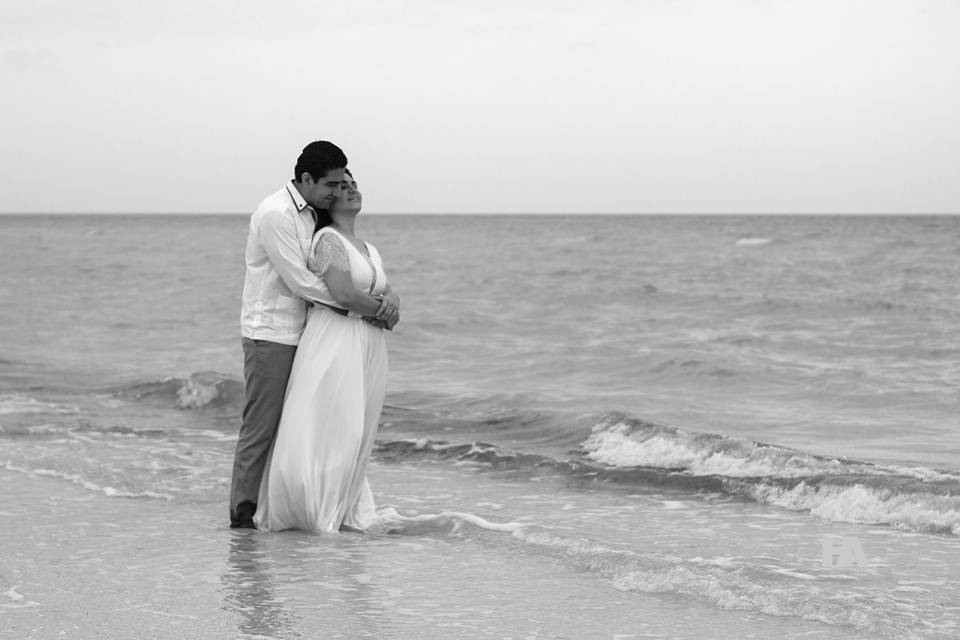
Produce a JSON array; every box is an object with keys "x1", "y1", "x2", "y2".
[{"x1": 2, "y1": 0, "x2": 958, "y2": 214}]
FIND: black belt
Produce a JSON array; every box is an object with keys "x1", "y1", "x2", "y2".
[{"x1": 313, "y1": 302, "x2": 349, "y2": 316}]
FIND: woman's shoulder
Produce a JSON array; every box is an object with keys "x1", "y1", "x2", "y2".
[
  {"x1": 309, "y1": 226, "x2": 347, "y2": 263},
  {"x1": 310, "y1": 225, "x2": 341, "y2": 248},
  {"x1": 313, "y1": 225, "x2": 338, "y2": 239},
  {"x1": 308, "y1": 227, "x2": 352, "y2": 274}
]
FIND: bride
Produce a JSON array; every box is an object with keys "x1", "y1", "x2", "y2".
[{"x1": 254, "y1": 169, "x2": 400, "y2": 532}]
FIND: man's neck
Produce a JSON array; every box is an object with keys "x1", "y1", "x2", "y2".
[
  {"x1": 287, "y1": 181, "x2": 314, "y2": 213},
  {"x1": 290, "y1": 180, "x2": 308, "y2": 199}
]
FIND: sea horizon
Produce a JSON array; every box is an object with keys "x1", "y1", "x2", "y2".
[{"x1": 2, "y1": 211, "x2": 958, "y2": 216}]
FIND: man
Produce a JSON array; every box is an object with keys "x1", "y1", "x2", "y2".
[{"x1": 229, "y1": 140, "x2": 349, "y2": 529}]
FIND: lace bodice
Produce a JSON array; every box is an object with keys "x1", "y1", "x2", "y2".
[{"x1": 307, "y1": 228, "x2": 387, "y2": 305}]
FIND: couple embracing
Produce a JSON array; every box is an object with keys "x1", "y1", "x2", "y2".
[{"x1": 229, "y1": 140, "x2": 400, "y2": 532}]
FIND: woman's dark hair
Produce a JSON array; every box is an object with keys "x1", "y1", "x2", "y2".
[
  {"x1": 294, "y1": 140, "x2": 348, "y2": 183},
  {"x1": 314, "y1": 208, "x2": 333, "y2": 233}
]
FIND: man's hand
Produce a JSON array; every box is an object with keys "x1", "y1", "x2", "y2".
[
  {"x1": 375, "y1": 291, "x2": 400, "y2": 321},
  {"x1": 363, "y1": 310, "x2": 398, "y2": 330},
  {"x1": 364, "y1": 291, "x2": 399, "y2": 330},
  {"x1": 383, "y1": 309, "x2": 399, "y2": 330},
  {"x1": 363, "y1": 316, "x2": 389, "y2": 329}
]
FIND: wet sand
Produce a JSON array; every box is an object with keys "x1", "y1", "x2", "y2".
[{"x1": 3, "y1": 465, "x2": 881, "y2": 640}]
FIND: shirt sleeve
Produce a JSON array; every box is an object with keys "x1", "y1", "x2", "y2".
[
  {"x1": 311, "y1": 232, "x2": 350, "y2": 276},
  {"x1": 257, "y1": 208, "x2": 330, "y2": 303}
]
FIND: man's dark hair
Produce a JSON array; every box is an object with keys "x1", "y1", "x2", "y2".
[{"x1": 293, "y1": 140, "x2": 348, "y2": 182}]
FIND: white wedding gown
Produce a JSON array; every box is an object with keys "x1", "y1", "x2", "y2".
[{"x1": 254, "y1": 227, "x2": 389, "y2": 532}]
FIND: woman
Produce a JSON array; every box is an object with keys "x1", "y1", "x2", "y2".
[{"x1": 254, "y1": 169, "x2": 400, "y2": 532}]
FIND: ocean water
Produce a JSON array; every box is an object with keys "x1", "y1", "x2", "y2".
[{"x1": 2, "y1": 213, "x2": 959, "y2": 639}]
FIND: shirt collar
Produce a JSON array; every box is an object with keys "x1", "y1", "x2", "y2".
[{"x1": 286, "y1": 181, "x2": 310, "y2": 213}]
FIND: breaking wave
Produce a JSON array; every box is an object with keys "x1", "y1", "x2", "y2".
[
  {"x1": 111, "y1": 371, "x2": 243, "y2": 410},
  {"x1": 376, "y1": 411, "x2": 960, "y2": 536}
]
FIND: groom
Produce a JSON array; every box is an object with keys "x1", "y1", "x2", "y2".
[{"x1": 229, "y1": 140, "x2": 349, "y2": 529}]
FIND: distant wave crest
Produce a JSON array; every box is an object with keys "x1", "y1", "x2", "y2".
[{"x1": 736, "y1": 237, "x2": 774, "y2": 246}]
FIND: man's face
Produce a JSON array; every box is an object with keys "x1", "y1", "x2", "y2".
[{"x1": 301, "y1": 168, "x2": 345, "y2": 209}]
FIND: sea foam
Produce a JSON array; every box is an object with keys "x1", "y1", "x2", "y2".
[{"x1": 3, "y1": 462, "x2": 176, "y2": 501}]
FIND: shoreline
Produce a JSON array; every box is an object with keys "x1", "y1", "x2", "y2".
[{"x1": 2, "y1": 465, "x2": 884, "y2": 640}]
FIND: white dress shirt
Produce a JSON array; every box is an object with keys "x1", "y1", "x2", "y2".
[{"x1": 240, "y1": 183, "x2": 336, "y2": 345}]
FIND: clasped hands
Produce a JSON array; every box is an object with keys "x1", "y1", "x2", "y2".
[{"x1": 364, "y1": 291, "x2": 400, "y2": 330}]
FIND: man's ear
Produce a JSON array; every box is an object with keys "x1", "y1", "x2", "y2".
[{"x1": 299, "y1": 172, "x2": 313, "y2": 185}]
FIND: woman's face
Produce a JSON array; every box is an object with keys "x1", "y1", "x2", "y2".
[{"x1": 331, "y1": 172, "x2": 362, "y2": 215}]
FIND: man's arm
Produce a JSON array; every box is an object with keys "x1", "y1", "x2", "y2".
[{"x1": 257, "y1": 209, "x2": 329, "y2": 303}]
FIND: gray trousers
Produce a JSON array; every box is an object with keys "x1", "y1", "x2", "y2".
[{"x1": 229, "y1": 337, "x2": 297, "y2": 525}]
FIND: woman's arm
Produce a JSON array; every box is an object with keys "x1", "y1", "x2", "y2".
[
  {"x1": 314, "y1": 232, "x2": 399, "y2": 325},
  {"x1": 322, "y1": 268, "x2": 388, "y2": 317}
]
